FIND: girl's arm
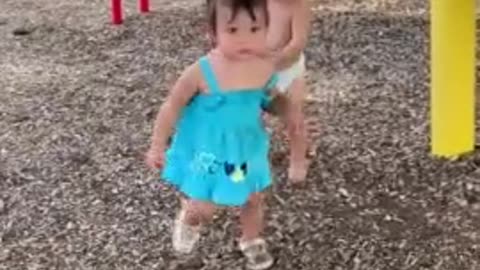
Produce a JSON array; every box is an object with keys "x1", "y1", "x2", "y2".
[
  {"x1": 276, "y1": 0, "x2": 312, "y2": 69},
  {"x1": 149, "y1": 63, "x2": 200, "y2": 152}
]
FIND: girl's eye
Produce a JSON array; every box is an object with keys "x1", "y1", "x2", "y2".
[
  {"x1": 251, "y1": 26, "x2": 260, "y2": 33},
  {"x1": 228, "y1": 27, "x2": 237, "y2": 33}
]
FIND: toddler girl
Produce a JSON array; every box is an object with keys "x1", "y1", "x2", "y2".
[{"x1": 146, "y1": 0, "x2": 277, "y2": 269}]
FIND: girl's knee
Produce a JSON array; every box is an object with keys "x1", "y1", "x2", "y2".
[
  {"x1": 184, "y1": 200, "x2": 216, "y2": 224},
  {"x1": 246, "y1": 193, "x2": 265, "y2": 207}
]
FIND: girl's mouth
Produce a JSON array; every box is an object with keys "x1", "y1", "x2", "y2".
[{"x1": 238, "y1": 49, "x2": 252, "y2": 54}]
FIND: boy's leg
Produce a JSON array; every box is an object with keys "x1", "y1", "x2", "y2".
[
  {"x1": 239, "y1": 193, "x2": 273, "y2": 270},
  {"x1": 284, "y1": 77, "x2": 308, "y2": 183},
  {"x1": 173, "y1": 198, "x2": 216, "y2": 253}
]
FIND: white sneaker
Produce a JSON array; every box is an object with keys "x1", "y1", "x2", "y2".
[
  {"x1": 239, "y1": 238, "x2": 274, "y2": 270},
  {"x1": 172, "y1": 209, "x2": 201, "y2": 254}
]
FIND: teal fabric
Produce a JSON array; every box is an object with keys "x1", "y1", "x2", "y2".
[{"x1": 161, "y1": 55, "x2": 278, "y2": 206}]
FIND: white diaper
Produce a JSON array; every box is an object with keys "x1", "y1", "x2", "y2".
[{"x1": 275, "y1": 53, "x2": 305, "y2": 93}]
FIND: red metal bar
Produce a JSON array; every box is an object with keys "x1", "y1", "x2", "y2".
[
  {"x1": 111, "y1": 0, "x2": 123, "y2": 24},
  {"x1": 139, "y1": 0, "x2": 149, "y2": 13}
]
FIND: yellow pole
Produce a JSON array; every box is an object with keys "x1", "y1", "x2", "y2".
[{"x1": 431, "y1": 0, "x2": 476, "y2": 157}]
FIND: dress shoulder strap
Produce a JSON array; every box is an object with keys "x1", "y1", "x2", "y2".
[
  {"x1": 198, "y1": 56, "x2": 221, "y2": 94},
  {"x1": 260, "y1": 73, "x2": 279, "y2": 110},
  {"x1": 264, "y1": 73, "x2": 279, "y2": 92}
]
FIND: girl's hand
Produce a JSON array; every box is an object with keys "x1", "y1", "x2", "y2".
[{"x1": 145, "y1": 147, "x2": 165, "y2": 169}]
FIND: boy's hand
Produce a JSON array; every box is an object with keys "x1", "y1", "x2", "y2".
[
  {"x1": 257, "y1": 48, "x2": 294, "y2": 71},
  {"x1": 275, "y1": 50, "x2": 303, "y2": 71},
  {"x1": 268, "y1": 49, "x2": 284, "y2": 69},
  {"x1": 257, "y1": 48, "x2": 281, "y2": 64},
  {"x1": 145, "y1": 147, "x2": 165, "y2": 169},
  {"x1": 267, "y1": 48, "x2": 280, "y2": 58}
]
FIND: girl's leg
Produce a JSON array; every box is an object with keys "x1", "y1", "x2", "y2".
[
  {"x1": 239, "y1": 193, "x2": 273, "y2": 270},
  {"x1": 183, "y1": 198, "x2": 217, "y2": 225},
  {"x1": 239, "y1": 193, "x2": 265, "y2": 242},
  {"x1": 173, "y1": 198, "x2": 216, "y2": 253}
]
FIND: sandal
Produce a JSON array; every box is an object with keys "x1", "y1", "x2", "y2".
[{"x1": 239, "y1": 238, "x2": 274, "y2": 270}]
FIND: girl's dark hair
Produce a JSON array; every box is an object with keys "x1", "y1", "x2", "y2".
[{"x1": 206, "y1": 0, "x2": 267, "y2": 34}]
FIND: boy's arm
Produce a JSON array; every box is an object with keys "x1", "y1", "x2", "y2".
[
  {"x1": 276, "y1": 0, "x2": 312, "y2": 69},
  {"x1": 149, "y1": 63, "x2": 200, "y2": 151}
]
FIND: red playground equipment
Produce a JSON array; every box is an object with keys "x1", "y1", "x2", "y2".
[{"x1": 111, "y1": 0, "x2": 150, "y2": 24}]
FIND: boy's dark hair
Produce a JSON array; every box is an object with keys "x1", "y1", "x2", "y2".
[{"x1": 206, "y1": 0, "x2": 268, "y2": 34}]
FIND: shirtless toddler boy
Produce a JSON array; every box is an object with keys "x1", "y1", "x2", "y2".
[{"x1": 266, "y1": 0, "x2": 312, "y2": 183}]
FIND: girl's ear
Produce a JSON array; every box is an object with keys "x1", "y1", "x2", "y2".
[
  {"x1": 202, "y1": 24, "x2": 216, "y2": 49},
  {"x1": 207, "y1": 28, "x2": 216, "y2": 48}
]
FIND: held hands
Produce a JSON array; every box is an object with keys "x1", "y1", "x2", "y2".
[{"x1": 264, "y1": 92, "x2": 288, "y2": 117}]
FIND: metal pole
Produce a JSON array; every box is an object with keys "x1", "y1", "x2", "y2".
[
  {"x1": 431, "y1": 0, "x2": 476, "y2": 157},
  {"x1": 111, "y1": 0, "x2": 123, "y2": 24}
]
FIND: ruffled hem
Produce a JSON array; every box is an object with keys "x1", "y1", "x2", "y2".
[
  {"x1": 161, "y1": 175, "x2": 271, "y2": 207},
  {"x1": 161, "y1": 153, "x2": 271, "y2": 206}
]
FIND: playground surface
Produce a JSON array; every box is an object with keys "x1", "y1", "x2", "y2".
[{"x1": 1, "y1": 0, "x2": 479, "y2": 269}]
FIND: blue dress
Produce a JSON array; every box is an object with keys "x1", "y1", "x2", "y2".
[{"x1": 161, "y1": 55, "x2": 277, "y2": 206}]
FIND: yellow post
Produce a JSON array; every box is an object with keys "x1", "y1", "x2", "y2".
[{"x1": 431, "y1": 0, "x2": 476, "y2": 157}]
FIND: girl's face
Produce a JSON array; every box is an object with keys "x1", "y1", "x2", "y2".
[{"x1": 214, "y1": 4, "x2": 268, "y2": 58}]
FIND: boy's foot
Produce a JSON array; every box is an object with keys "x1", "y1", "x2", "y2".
[
  {"x1": 172, "y1": 209, "x2": 201, "y2": 254},
  {"x1": 288, "y1": 160, "x2": 308, "y2": 184},
  {"x1": 239, "y1": 238, "x2": 274, "y2": 270}
]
